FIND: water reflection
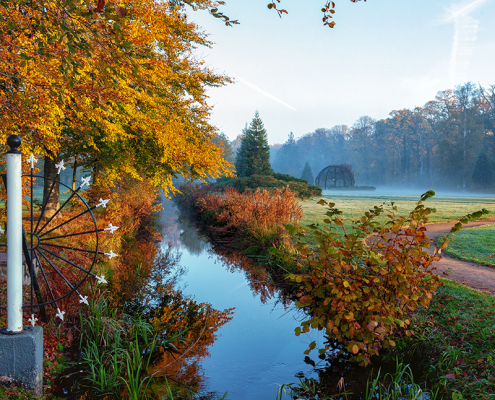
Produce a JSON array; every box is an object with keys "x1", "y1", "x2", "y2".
[
  {"x1": 95, "y1": 195, "x2": 235, "y2": 398},
  {"x1": 156, "y1": 197, "x2": 430, "y2": 399},
  {"x1": 212, "y1": 247, "x2": 291, "y2": 307},
  {"x1": 155, "y1": 197, "x2": 325, "y2": 399},
  {"x1": 147, "y1": 285, "x2": 234, "y2": 398},
  {"x1": 159, "y1": 194, "x2": 209, "y2": 255}
]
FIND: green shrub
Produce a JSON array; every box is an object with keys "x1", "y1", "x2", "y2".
[{"x1": 214, "y1": 174, "x2": 321, "y2": 199}]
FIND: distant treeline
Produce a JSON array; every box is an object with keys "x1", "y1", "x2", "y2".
[{"x1": 260, "y1": 82, "x2": 495, "y2": 191}]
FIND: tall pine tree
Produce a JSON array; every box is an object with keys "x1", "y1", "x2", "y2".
[
  {"x1": 273, "y1": 132, "x2": 302, "y2": 177},
  {"x1": 472, "y1": 151, "x2": 493, "y2": 188},
  {"x1": 301, "y1": 161, "x2": 314, "y2": 184},
  {"x1": 235, "y1": 112, "x2": 273, "y2": 177}
]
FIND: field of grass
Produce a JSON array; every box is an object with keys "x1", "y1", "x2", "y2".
[
  {"x1": 402, "y1": 279, "x2": 495, "y2": 399},
  {"x1": 440, "y1": 224, "x2": 495, "y2": 267},
  {"x1": 301, "y1": 192, "x2": 495, "y2": 229}
]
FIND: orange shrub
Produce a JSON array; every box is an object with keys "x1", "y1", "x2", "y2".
[
  {"x1": 184, "y1": 184, "x2": 303, "y2": 250},
  {"x1": 271, "y1": 191, "x2": 489, "y2": 365}
]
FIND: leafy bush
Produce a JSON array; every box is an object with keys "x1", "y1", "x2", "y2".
[
  {"x1": 214, "y1": 173, "x2": 321, "y2": 199},
  {"x1": 270, "y1": 191, "x2": 484, "y2": 365},
  {"x1": 177, "y1": 183, "x2": 303, "y2": 251}
]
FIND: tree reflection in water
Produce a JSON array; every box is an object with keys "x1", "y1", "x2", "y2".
[
  {"x1": 212, "y1": 247, "x2": 294, "y2": 307},
  {"x1": 146, "y1": 285, "x2": 234, "y2": 397},
  {"x1": 108, "y1": 199, "x2": 235, "y2": 398},
  {"x1": 159, "y1": 195, "x2": 209, "y2": 255}
]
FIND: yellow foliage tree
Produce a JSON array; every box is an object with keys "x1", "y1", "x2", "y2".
[{"x1": 0, "y1": 0, "x2": 234, "y2": 197}]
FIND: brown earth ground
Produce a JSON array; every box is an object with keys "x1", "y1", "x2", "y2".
[{"x1": 424, "y1": 219, "x2": 495, "y2": 295}]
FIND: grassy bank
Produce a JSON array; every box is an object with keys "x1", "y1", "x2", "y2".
[
  {"x1": 394, "y1": 279, "x2": 495, "y2": 399},
  {"x1": 301, "y1": 194, "x2": 494, "y2": 229},
  {"x1": 441, "y1": 224, "x2": 495, "y2": 267}
]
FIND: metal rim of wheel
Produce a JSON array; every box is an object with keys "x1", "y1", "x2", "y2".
[{"x1": 0, "y1": 157, "x2": 116, "y2": 316}]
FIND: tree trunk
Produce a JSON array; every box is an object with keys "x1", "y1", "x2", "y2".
[
  {"x1": 43, "y1": 156, "x2": 60, "y2": 218},
  {"x1": 419, "y1": 132, "x2": 424, "y2": 181}
]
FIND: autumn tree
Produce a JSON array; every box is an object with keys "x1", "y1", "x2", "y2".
[
  {"x1": 348, "y1": 116, "x2": 375, "y2": 184},
  {"x1": 235, "y1": 112, "x2": 273, "y2": 177},
  {"x1": 0, "y1": 0, "x2": 235, "y2": 212}
]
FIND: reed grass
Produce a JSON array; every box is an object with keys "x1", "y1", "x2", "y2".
[{"x1": 78, "y1": 297, "x2": 183, "y2": 399}]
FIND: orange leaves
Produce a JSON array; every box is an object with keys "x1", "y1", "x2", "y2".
[
  {"x1": 0, "y1": 0, "x2": 234, "y2": 193},
  {"x1": 182, "y1": 184, "x2": 302, "y2": 250},
  {"x1": 277, "y1": 195, "x2": 442, "y2": 365}
]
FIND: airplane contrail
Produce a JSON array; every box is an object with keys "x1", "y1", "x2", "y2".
[
  {"x1": 442, "y1": 0, "x2": 488, "y2": 86},
  {"x1": 443, "y1": 0, "x2": 487, "y2": 21},
  {"x1": 450, "y1": 16, "x2": 479, "y2": 86},
  {"x1": 235, "y1": 75, "x2": 297, "y2": 111}
]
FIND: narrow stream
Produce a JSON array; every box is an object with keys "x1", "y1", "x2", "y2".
[{"x1": 156, "y1": 196, "x2": 321, "y2": 399}]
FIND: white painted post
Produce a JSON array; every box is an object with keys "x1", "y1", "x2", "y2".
[{"x1": 6, "y1": 135, "x2": 23, "y2": 333}]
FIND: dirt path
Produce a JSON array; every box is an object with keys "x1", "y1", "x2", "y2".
[{"x1": 425, "y1": 219, "x2": 495, "y2": 295}]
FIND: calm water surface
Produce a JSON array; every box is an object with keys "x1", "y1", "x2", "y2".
[{"x1": 156, "y1": 197, "x2": 321, "y2": 399}]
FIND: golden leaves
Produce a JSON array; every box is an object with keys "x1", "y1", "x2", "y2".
[{"x1": 0, "y1": 0, "x2": 234, "y2": 191}]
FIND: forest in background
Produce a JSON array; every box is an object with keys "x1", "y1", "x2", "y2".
[{"x1": 224, "y1": 82, "x2": 495, "y2": 191}]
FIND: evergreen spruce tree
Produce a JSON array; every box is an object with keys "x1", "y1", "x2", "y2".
[
  {"x1": 300, "y1": 161, "x2": 314, "y2": 185},
  {"x1": 472, "y1": 151, "x2": 493, "y2": 188},
  {"x1": 236, "y1": 111, "x2": 273, "y2": 177},
  {"x1": 273, "y1": 132, "x2": 301, "y2": 177},
  {"x1": 235, "y1": 124, "x2": 248, "y2": 177}
]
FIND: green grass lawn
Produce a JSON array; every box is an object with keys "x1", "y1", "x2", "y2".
[
  {"x1": 441, "y1": 224, "x2": 495, "y2": 267},
  {"x1": 301, "y1": 193, "x2": 494, "y2": 229},
  {"x1": 400, "y1": 279, "x2": 495, "y2": 399}
]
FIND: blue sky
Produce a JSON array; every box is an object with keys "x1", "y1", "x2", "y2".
[{"x1": 190, "y1": 0, "x2": 495, "y2": 144}]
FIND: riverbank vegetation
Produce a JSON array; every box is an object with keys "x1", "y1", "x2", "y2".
[
  {"x1": 271, "y1": 191, "x2": 455, "y2": 366},
  {"x1": 215, "y1": 173, "x2": 322, "y2": 199},
  {"x1": 179, "y1": 184, "x2": 493, "y2": 399},
  {"x1": 178, "y1": 183, "x2": 303, "y2": 252}
]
